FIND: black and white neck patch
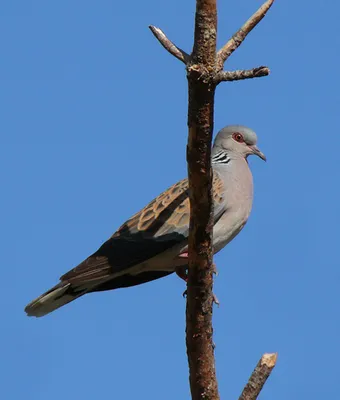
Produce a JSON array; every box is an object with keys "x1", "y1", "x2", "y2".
[{"x1": 212, "y1": 150, "x2": 231, "y2": 165}]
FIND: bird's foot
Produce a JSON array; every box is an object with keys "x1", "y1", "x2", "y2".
[
  {"x1": 212, "y1": 293, "x2": 220, "y2": 307},
  {"x1": 176, "y1": 261, "x2": 219, "y2": 305},
  {"x1": 176, "y1": 256, "x2": 217, "y2": 278},
  {"x1": 182, "y1": 289, "x2": 220, "y2": 307}
]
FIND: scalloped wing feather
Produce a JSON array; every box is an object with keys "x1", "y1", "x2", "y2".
[
  {"x1": 113, "y1": 174, "x2": 225, "y2": 240},
  {"x1": 60, "y1": 173, "x2": 226, "y2": 286}
]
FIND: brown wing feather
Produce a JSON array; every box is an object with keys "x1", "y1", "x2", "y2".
[
  {"x1": 113, "y1": 178, "x2": 190, "y2": 239},
  {"x1": 113, "y1": 174, "x2": 224, "y2": 239},
  {"x1": 60, "y1": 174, "x2": 225, "y2": 287}
]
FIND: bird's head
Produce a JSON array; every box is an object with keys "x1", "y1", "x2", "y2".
[{"x1": 213, "y1": 125, "x2": 266, "y2": 161}]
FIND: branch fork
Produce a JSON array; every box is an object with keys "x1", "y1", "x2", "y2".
[{"x1": 150, "y1": 0, "x2": 274, "y2": 84}]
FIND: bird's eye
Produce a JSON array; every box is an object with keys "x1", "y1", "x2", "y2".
[{"x1": 233, "y1": 132, "x2": 244, "y2": 143}]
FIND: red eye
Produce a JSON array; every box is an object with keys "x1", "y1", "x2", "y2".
[{"x1": 233, "y1": 132, "x2": 244, "y2": 143}]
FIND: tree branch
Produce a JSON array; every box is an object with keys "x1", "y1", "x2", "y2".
[
  {"x1": 217, "y1": 0, "x2": 275, "y2": 69},
  {"x1": 149, "y1": 25, "x2": 190, "y2": 64},
  {"x1": 239, "y1": 353, "x2": 277, "y2": 400},
  {"x1": 214, "y1": 66, "x2": 270, "y2": 83},
  {"x1": 185, "y1": 1, "x2": 219, "y2": 400}
]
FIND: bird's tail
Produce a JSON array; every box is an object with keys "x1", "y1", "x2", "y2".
[{"x1": 24, "y1": 282, "x2": 86, "y2": 318}]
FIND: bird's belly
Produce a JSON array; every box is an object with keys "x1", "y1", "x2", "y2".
[{"x1": 213, "y1": 221, "x2": 246, "y2": 253}]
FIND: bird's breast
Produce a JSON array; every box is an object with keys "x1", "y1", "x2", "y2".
[{"x1": 213, "y1": 161, "x2": 254, "y2": 253}]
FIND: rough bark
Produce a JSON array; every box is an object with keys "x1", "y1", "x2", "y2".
[
  {"x1": 185, "y1": 1, "x2": 219, "y2": 399},
  {"x1": 214, "y1": 67, "x2": 270, "y2": 83},
  {"x1": 239, "y1": 353, "x2": 278, "y2": 400}
]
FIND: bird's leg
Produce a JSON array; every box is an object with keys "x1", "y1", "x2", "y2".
[
  {"x1": 175, "y1": 265, "x2": 188, "y2": 282},
  {"x1": 176, "y1": 253, "x2": 189, "y2": 297},
  {"x1": 175, "y1": 265, "x2": 189, "y2": 298}
]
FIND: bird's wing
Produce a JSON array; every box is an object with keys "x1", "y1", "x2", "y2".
[{"x1": 60, "y1": 174, "x2": 226, "y2": 286}]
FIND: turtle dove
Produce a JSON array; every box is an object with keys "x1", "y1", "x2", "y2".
[{"x1": 25, "y1": 125, "x2": 265, "y2": 317}]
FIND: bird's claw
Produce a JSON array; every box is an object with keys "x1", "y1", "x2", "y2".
[
  {"x1": 182, "y1": 289, "x2": 220, "y2": 307},
  {"x1": 212, "y1": 262, "x2": 218, "y2": 276},
  {"x1": 178, "y1": 263, "x2": 219, "y2": 305},
  {"x1": 212, "y1": 293, "x2": 220, "y2": 307}
]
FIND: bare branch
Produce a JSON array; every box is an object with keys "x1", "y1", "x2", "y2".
[
  {"x1": 216, "y1": 0, "x2": 275, "y2": 69},
  {"x1": 215, "y1": 66, "x2": 270, "y2": 83},
  {"x1": 239, "y1": 353, "x2": 278, "y2": 400},
  {"x1": 186, "y1": 1, "x2": 219, "y2": 399},
  {"x1": 149, "y1": 25, "x2": 190, "y2": 64}
]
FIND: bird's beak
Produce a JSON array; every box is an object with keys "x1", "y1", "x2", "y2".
[{"x1": 249, "y1": 145, "x2": 266, "y2": 162}]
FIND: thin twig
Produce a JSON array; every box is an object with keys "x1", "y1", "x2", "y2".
[
  {"x1": 215, "y1": 66, "x2": 270, "y2": 83},
  {"x1": 216, "y1": 0, "x2": 275, "y2": 69},
  {"x1": 149, "y1": 25, "x2": 190, "y2": 64},
  {"x1": 239, "y1": 353, "x2": 277, "y2": 400}
]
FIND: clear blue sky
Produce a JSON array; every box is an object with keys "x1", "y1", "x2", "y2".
[{"x1": 1, "y1": 1, "x2": 339, "y2": 399}]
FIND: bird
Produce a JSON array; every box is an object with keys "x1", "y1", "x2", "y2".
[{"x1": 25, "y1": 125, "x2": 266, "y2": 317}]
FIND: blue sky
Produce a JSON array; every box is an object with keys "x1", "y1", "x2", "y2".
[{"x1": 1, "y1": 1, "x2": 339, "y2": 399}]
